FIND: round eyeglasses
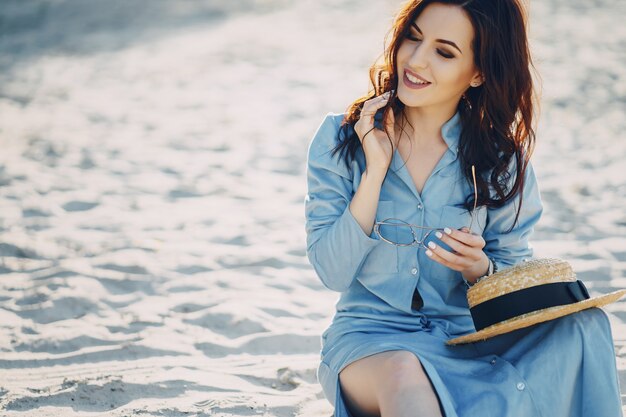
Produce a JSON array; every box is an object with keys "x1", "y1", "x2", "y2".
[
  {"x1": 373, "y1": 165, "x2": 480, "y2": 248},
  {"x1": 373, "y1": 217, "x2": 444, "y2": 250}
]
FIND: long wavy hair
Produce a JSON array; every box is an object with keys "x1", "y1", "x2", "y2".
[{"x1": 331, "y1": 0, "x2": 538, "y2": 233}]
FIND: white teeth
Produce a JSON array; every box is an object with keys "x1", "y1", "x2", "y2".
[{"x1": 406, "y1": 72, "x2": 429, "y2": 85}]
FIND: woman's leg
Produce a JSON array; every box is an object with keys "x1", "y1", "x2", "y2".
[
  {"x1": 491, "y1": 307, "x2": 623, "y2": 417},
  {"x1": 338, "y1": 350, "x2": 445, "y2": 417}
]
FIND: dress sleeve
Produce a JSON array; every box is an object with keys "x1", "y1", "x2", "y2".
[
  {"x1": 482, "y1": 158, "x2": 543, "y2": 273},
  {"x1": 304, "y1": 113, "x2": 381, "y2": 292}
]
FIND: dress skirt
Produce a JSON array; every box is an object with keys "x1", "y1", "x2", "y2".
[{"x1": 317, "y1": 307, "x2": 623, "y2": 417}]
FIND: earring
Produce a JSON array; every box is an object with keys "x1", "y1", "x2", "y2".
[{"x1": 462, "y1": 93, "x2": 473, "y2": 110}]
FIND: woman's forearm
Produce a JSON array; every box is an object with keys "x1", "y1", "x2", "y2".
[{"x1": 349, "y1": 170, "x2": 386, "y2": 236}]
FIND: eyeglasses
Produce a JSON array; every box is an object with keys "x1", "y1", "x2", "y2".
[
  {"x1": 468, "y1": 164, "x2": 478, "y2": 232},
  {"x1": 373, "y1": 219, "x2": 443, "y2": 249},
  {"x1": 374, "y1": 165, "x2": 479, "y2": 248}
]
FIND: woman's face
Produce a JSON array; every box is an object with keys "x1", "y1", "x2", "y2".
[{"x1": 396, "y1": 3, "x2": 482, "y2": 112}]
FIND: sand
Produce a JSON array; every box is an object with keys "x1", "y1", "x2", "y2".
[{"x1": 0, "y1": 0, "x2": 625, "y2": 415}]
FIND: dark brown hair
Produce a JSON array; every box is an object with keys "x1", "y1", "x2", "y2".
[{"x1": 331, "y1": 0, "x2": 538, "y2": 233}]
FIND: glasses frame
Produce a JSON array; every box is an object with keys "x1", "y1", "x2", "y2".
[
  {"x1": 468, "y1": 165, "x2": 478, "y2": 232},
  {"x1": 373, "y1": 165, "x2": 480, "y2": 248},
  {"x1": 373, "y1": 218, "x2": 443, "y2": 250}
]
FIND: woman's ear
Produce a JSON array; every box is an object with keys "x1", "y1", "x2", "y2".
[{"x1": 470, "y1": 73, "x2": 484, "y2": 88}]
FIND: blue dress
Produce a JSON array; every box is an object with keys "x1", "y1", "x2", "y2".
[{"x1": 304, "y1": 111, "x2": 623, "y2": 417}]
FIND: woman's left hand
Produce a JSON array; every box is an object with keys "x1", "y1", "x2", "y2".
[{"x1": 425, "y1": 226, "x2": 490, "y2": 284}]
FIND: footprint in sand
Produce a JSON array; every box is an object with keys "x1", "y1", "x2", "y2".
[
  {"x1": 186, "y1": 312, "x2": 269, "y2": 338},
  {"x1": 62, "y1": 201, "x2": 99, "y2": 212}
]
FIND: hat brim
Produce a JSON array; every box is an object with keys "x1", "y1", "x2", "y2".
[{"x1": 447, "y1": 290, "x2": 626, "y2": 345}]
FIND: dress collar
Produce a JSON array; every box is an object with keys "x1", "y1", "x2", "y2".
[
  {"x1": 374, "y1": 108, "x2": 462, "y2": 155},
  {"x1": 441, "y1": 110, "x2": 462, "y2": 157},
  {"x1": 388, "y1": 110, "x2": 463, "y2": 199}
]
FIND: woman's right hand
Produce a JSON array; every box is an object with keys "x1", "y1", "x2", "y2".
[{"x1": 354, "y1": 90, "x2": 396, "y2": 177}]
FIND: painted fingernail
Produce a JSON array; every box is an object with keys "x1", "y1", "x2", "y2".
[
  {"x1": 428, "y1": 241, "x2": 437, "y2": 249},
  {"x1": 444, "y1": 227, "x2": 452, "y2": 235},
  {"x1": 435, "y1": 231, "x2": 443, "y2": 239},
  {"x1": 426, "y1": 249, "x2": 433, "y2": 257}
]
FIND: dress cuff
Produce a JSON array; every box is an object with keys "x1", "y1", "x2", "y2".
[{"x1": 342, "y1": 202, "x2": 382, "y2": 247}]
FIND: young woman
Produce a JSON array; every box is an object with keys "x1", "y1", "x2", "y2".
[{"x1": 304, "y1": 0, "x2": 623, "y2": 416}]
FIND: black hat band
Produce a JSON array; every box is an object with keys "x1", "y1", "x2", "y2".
[{"x1": 469, "y1": 280, "x2": 591, "y2": 331}]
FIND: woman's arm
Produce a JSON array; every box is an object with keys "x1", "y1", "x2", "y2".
[
  {"x1": 304, "y1": 113, "x2": 386, "y2": 292},
  {"x1": 482, "y1": 159, "x2": 543, "y2": 273}
]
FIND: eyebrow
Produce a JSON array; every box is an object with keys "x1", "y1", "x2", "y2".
[{"x1": 411, "y1": 23, "x2": 463, "y2": 54}]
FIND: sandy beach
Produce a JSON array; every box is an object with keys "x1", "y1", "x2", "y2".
[{"x1": 1, "y1": 0, "x2": 625, "y2": 415}]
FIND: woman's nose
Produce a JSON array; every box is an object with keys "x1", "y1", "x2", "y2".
[{"x1": 408, "y1": 43, "x2": 429, "y2": 70}]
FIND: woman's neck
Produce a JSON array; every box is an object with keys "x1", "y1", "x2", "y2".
[{"x1": 398, "y1": 104, "x2": 457, "y2": 146}]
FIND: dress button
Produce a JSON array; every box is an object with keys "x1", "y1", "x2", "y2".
[
  {"x1": 417, "y1": 203, "x2": 423, "y2": 210},
  {"x1": 411, "y1": 268, "x2": 418, "y2": 275},
  {"x1": 516, "y1": 382, "x2": 526, "y2": 391},
  {"x1": 490, "y1": 358, "x2": 497, "y2": 365}
]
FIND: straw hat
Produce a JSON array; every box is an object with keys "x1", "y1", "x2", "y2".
[{"x1": 447, "y1": 258, "x2": 626, "y2": 345}]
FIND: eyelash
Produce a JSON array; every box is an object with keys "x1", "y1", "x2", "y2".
[{"x1": 406, "y1": 35, "x2": 454, "y2": 59}]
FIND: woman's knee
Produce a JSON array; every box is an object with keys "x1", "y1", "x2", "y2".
[
  {"x1": 338, "y1": 350, "x2": 434, "y2": 417},
  {"x1": 577, "y1": 307, "x2": 614, "y2": 336},
  {"x1": 375, "y1": 350, "x2": 431, "y2": 390},
  {"x1": 565, "y1": 307, "x2": 610, "y2": 328},
  {"x1": 553, "y1": 307, "x2": 613, "y2": 342},
  {"x1": 374, "y1": 351, "x2": 445, "y2": 416},
  {"x1": 582, "y1": 306, "x2": 611, "y2": 324}
]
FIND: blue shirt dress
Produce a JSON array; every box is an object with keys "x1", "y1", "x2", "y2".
[{"x1": 304, "y1": 111, "x2": 623, "y2": 417}]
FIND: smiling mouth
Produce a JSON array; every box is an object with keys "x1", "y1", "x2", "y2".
[
  {"x1": 403, "y1": 70, "x2": 431, "y2": 89},
  {"x1": 405, "y1": 70, "x2": 431, "y2": 85}
]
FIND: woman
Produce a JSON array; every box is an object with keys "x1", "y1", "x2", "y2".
[{"x1": 304, "y1": 0, "x2": 623, "y2": 416}]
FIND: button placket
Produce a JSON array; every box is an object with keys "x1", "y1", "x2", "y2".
[
  {"x1": 495, "y1": 357, "x2": 538, "y2": 413},
  {"x1": 401, "y1": 200, "x2": 423, "y2": 279},
  {"x1": 414, "y1": 201, "x2": 425, "y2": 245}
]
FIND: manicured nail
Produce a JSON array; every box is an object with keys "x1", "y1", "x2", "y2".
[
  {"x1": 444, "y1": 227, "x2": 452, "y2": 235},
  {"x1": 435, "y1": 231, "x2": 443, "y2": 239},
  {"x1": 428, "y1": 241, "x2": 437, "y2": 249},
  {"x1": 426, "y1": 249, "x2": 433, "y2": 257}
]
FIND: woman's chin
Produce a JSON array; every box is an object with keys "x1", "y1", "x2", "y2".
[
  {"x1": 397, "y1": 96, "x2": 429, "y2": 109},
  {"x1": 397, "y1": 90, "x2": 429, "y2": 107}
]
